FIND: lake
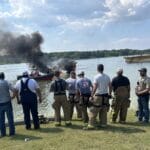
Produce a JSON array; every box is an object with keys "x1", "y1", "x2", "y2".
[{"x1": 0, "y1": 56, "x2": 149, "y2": 121}]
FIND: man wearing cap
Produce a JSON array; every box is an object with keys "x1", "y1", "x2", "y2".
[
  {"x1": 0, "y1": 72, "x2": 15, "y2": 137},
  {"x1": 66, "y1": 71, "x2": 82, "y2": 120},
  {"x1": 111, "y1": 69, "x2": 130, "y2": 123},
  {"x1": 76, "y1": 71, "x2": 93, "y2": 127},
  {"x1": 15, "y1": 71, "x2": 42, "y2": 130},
  {"x1": 136, "y1": 68, "x2": 150, "y2": 123},
  {"x1": 86, "y1": 64, "x2": 111, "y2": 129},
  {"x1": 50, "y1": 70, "x2": 71, "y2": 126}
]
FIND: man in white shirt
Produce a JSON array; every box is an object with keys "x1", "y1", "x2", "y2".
[
  {"x1": 86, "y1": 64, "x2": 111, "y2": 129},
  {"x1": 15, "y1": 71, "x2": 42, "y2": 130}
]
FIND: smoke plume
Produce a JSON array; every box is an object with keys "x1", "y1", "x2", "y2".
[{"x1": 0, "y1": 31, "x2": 49, "y2": 73}]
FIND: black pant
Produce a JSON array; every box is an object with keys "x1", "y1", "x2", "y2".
[{"x1": 22, "y1": 100, "x2": 39, "y2": 129}]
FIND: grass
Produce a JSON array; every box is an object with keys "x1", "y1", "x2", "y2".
[{"x1": 0, "y1": 111, "x2": 150, "y2": 150}]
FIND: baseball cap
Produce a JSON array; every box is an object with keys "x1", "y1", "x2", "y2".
[
  {"x1": 77, "y1": 71, "x2": 84, "y2": 76},
  {"x1": 22, "y1": 71, "x2": 29, "y2": 76},
  {"x1": 138, "y1": 68, "x2": 147, "y2": 72}
]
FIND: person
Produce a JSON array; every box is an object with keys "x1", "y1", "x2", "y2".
[
  {"x1": 66, "y1": 71, "x2": 82, "y2": 120},
  {"x1": 30, "y1": 67, "x2": 40, "y2": 77},
  {"x1": 0, "y1": 72, "x2": 15, "y2": 137},
  {"x1": 136, "y1": 68, "x2": 150, "y2": 123},
  {"x1": 111, "y1": 69, "x2": 130, "y2": 124},
  {"x1": 85, "y1": 64, "x2": 111, "y2": 129},
  {"x1": 76, "y1": 71, "x2": 93, "y2": 127},
  {"x1": 135, "y1": 82, "x2": 140, "y2": 117},
  {"x1": 50, "y1": 70, "x2": 72, "y2": 126},
  {"x1": 15, "y1": 71, "x2": 42, "y2": 130}
]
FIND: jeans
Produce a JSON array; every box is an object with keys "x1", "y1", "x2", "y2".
[
  {"x1": 22, "y1": 100, "x2": 40, "y2": 129},
  {"x1": 138, "y1": 95, "x2": 149, "y2": 122},
  {"x1": 0, "y1": 101, "x2": 15, "y2": 136}
]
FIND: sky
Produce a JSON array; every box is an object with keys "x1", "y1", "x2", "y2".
[{"x1": 0, "y1": 0, "x2": 150, "y2": 52}]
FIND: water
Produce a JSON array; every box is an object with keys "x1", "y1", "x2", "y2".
[{"x1": 0, "y1": 56, "x2": 149, "y2": 121}]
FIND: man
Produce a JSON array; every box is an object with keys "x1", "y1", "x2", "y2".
[
  {"x1": 15, "y1": 71, "x2": 42, "y2": 130},
  {"x1": 136, "y1": 68, "x2": 150, "y2": 123},
  {"x1": 50, "y1": 70, "x2": 71, "y2": 126},
  {"x1": 111, "y1": 69, "x2": 130, "y2": 123},
  {"x1": 86, "y1": 64, "x2": 111, "y2": 129},
  {"x1": 76, "y1": 71, "x2": 93, "y2": 127},
  {"x1": 66, "y1": 71, "x2": 82, "y2": 120},
  {"x1": 0, "y1": 72, "x2": 15, "y2": 137}
]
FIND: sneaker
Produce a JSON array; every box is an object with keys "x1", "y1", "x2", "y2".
[
  {"x1": 83, "y1": 125, "x2": 95, "y2": 130},
  {"x1": 119, "y1": 121, "x2": 126, "y2": 124}
]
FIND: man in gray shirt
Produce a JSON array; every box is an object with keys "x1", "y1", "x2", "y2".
[
  {"x1": 0, "y1": 72, "x2": 15, "y2": 137},
  {"x1": 76, "y1": 71, "x2": 93, "y2": 127}
]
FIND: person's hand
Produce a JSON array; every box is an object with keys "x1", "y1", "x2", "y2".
[
  {"x1": 39, "y1": 97, "x2": 42, "y2": 103},
  {"x1": 17, "y1": 100, "x2": 21, "y2": 104},
  {"x1": 89, "y1": 96, "x2": 94, "y2": 102}
]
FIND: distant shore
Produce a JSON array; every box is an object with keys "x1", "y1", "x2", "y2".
[{"x1": 0, "y1": 49, "x2": 150, "y2": 64}]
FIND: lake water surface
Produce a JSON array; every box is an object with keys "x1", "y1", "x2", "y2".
[{"x1": 0, "y1": 56, "x2": 149, "y2": 121}]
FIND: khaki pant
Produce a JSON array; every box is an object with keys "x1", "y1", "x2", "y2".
[
  {"x1": 111, "y1": 86, "x2": 130, "y2": 122},
  {"x1": 111, "y1": 96, "x2": 130, "y2": 122},
  {"x1": 69, "y1": 95, "x2": 82, "y2": 119},
  {"x1": 52, "y1": 95, "x2": 70, "y2": 123},
  {"x1": 89, "y1": 96, "x2": 109, "y2": 126}
]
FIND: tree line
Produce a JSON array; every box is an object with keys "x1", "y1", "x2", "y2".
[{"x1": 0, "y1": 49, "x2": 150, "y2": 64}]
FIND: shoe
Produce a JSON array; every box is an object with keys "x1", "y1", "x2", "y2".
[
  {"x1": 119, "y1": 121, "x2": 126, "y2": 124},
  {"x1": 65, "y1": 122, "x2": 72, "y2": 126},
  {"x1": 83, "y1": 125, "x2": 95, "y2": 130},
  {"x1": 110, "y1": 120, "x2": 116, "y2": 123},
  {"x1": 143, "y1": 120, "x2": 149, "y2": 123},
  {"x1": 55, "y1": 123, "x2": 61, "y2": 127},
  {"x1": 83, "y1": 123, "x2": 88, "y2": 127},
  {"x1": 101, "y1": 124, "x2": 107, "y2": 127},
  {"x1": 26, "y1": 127, "x2": 31, "y2": 130},
  {"x1": 34, "y1": 126, "x2": 40, "y2": 130}
]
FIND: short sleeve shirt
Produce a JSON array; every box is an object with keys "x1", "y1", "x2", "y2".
[
  {"x1": 94, "y1": 73, "x2": 110, "y2": 95},
  {"x1": 138, "y1": 76, "x2": 150, "y2": 91},
  {"x1": 66, "y1": 78, "x2": 76, "y2": 94},
  {"x1": 76, "y1": 77, "x2": 92, "y2": 95},
  {"x1": 15, "y1": 77, "x2": 39, "y2": 93}
]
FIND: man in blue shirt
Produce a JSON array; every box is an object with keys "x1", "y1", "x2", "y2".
[
  {"x1": 0, "y1": 72, "x2": 15, "y2": 137},
  {"x1": 76, "y1": 71, "x2": 93, "y2": 127}
]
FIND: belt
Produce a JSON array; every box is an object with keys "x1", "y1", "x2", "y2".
[
  {"x1": 54, "y1": 93, "x2": 66, "y2": 96},
  {"x1": 95, "y1": 93, "x2": 108, "y2": 97}
]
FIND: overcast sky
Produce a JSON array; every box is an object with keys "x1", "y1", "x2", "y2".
[{"x1": 0, "y1": 0, "x2": 150, "y2": 52}]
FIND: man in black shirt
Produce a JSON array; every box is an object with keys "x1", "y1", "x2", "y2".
[{"x1": 111, "y1": 69, "x2": 130, "y2": 123}]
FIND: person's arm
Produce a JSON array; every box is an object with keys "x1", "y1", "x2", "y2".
[
  {"x1": 137, "y1": 78, "x2": 150, "y2": 95},
  {"x1": 91, "y1": 83, "x2": 97, "y2": 97},
  {"x1": 108, "y1": 81, "x2": 112, "y2": 96},
  {"x1": 36, "y1": 88, "x2": 42, "y2": 103}
]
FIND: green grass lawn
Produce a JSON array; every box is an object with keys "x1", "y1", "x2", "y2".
[{"x1": 0, "y1": 111, "x2": 150, "y2": 150}]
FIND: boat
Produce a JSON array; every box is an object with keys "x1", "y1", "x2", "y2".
[
  {"x1": 17, "y1": 73, "x2": 54, "y2": 81},
  {"x1": 124, "y1": 54, "x2": 150, "y2": 63}
]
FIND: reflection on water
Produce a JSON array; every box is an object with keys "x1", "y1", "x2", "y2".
[{"x1": 0, "y1": 56, "x2": 149, "y2": 121}]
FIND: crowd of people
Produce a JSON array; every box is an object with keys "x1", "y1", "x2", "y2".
[{"x1": 0, "y1": 64, "x2": 150, "y2": 137}]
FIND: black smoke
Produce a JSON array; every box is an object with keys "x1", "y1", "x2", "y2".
[{"x1": 0, "y1": 31, "x2": 49, "y2": 73}]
